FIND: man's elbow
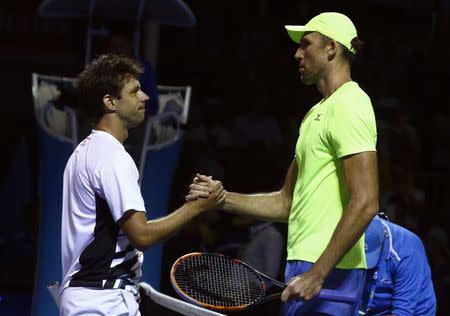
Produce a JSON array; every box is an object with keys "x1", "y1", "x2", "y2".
[
  {"x1": 128, "y1": 231, "x2": 156, "y2": 251},
  {"x1": 132, "y1": 236, "x2": 159, "y2": 252},
  {"x1": 362, "y1": 195, "x2": 379, "y2": 217},
  {"x1": 129, "y1": 235, "x2": 148, "y2": 252},
  {"x1": 278, "y1": 191, "x2": 292, "y2": 222},
  {"x1": 133, "y1": 241, "x2": 148, "y2": 252},
  {"x1": 350, "y1": 193, "x2": 378, "y2": 217}
]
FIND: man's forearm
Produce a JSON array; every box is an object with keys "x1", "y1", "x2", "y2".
[
  {"x1": 143, "y1": 203, "x2": 203, "y2": 246},
  {"x1": 224, "y1": 191, "x2": 290, "y2": 222},
  {"x1": 123, "y1": 202, "x2": 204, "y2": 251}
]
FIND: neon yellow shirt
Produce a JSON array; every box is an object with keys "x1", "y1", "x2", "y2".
[{"x1": 287, "y1": 81, "x2": 377, "y2": 269}]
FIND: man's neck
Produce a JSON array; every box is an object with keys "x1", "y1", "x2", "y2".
[
  {"x1": 95, "y1": 115, "x2": 128, "y2": 144},
  {"x1": 316, "y1": 63, "x2": 352, "y2": 99}
]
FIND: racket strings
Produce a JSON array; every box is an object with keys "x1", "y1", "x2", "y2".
[{"x1": 173, "y1": 254, "x2": 263, "y2": 308}]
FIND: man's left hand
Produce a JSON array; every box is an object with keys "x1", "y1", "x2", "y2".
[{"x1": 280, "y1": 269, "x2": 325, "y2": 302}]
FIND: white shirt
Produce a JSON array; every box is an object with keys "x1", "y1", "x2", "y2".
[{"x1": 61, "y1": 130, "x2": 146, "y2": 293}]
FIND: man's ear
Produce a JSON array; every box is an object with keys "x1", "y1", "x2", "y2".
[
  {"x1": 327, "y1": 40, "x2": 338, "y2": 61},
  {"x1": 103, "y1": 94, "x2": 115, "y2": 111}
]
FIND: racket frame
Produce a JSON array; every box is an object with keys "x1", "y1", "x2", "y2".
[{"x1": 171, "y1": 252, "x2": 269, "y2": 311}]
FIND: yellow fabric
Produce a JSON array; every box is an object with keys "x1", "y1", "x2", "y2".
[
  {"x1": 287, "y1": 81, "x2": 377, "y2": 269},
  {"x1": 285, "y1": 12, "x2": 358, "y2": 53}
]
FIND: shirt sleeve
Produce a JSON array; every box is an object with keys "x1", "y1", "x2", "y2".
[
  {"x1": 97, "y1": 150, "x2": 146, "y2": 222},
  {"x1": 327, "y1": 96, "x2": 377, "y2": 158},
  {"x1": 390, "y1": 246, "x2": 425, "y2": 315}
]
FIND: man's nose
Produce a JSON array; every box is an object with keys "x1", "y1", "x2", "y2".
[{"x1": 294, "y1": 47, "x2": 303, "y2": 60}]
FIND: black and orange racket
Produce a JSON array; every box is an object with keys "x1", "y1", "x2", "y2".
[{"x1": 170, "y1": 252, "x2": 357, "y2": 311}]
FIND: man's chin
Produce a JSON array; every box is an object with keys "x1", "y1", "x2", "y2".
[
  {"x1": 129, "y1": 117, "x2": 145, "y2": 129},
  {"x1": 301, "y1": 77, "x2": 315, "y2": 85}
]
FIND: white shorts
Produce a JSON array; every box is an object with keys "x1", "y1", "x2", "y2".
[{"x1": 60, "y1": 287, "x2": 140, "y2": 316}]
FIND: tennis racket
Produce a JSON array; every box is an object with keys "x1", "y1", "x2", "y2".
[{"x1": 170, "y1": 252, "x2": 357, "y2": 311}]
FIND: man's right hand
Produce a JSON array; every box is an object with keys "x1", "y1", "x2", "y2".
[
  {"x1": 186, "y1": 174, "x2": 219, "y2": 200},
  {"x1": 186, "y1": 174, "x2": 226, "y2": 211}
]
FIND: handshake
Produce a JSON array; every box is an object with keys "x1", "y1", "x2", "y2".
[{"x1": 185, "y1": 173, "x2": 226, "y2": 212}]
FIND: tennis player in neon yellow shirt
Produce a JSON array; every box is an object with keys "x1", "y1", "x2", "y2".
[{"x1": 188, "y1": 12, "x2": 379, "y2": 316}]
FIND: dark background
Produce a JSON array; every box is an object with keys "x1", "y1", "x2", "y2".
[{"x1": 1, "y1": 0, "x2": 450, "y2": 315}]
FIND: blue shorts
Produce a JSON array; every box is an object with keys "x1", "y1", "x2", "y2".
[{"x1": 284, "y1": 261, "x2": 365, "y2": 316}]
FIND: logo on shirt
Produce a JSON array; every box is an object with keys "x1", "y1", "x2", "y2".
[{"x1": 315, "y1": 114, "x2": 322, "y2": 121}]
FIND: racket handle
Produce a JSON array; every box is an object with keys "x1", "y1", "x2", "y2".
[{"x1": 318, "y1": 289, "x2": 357, "y2": 304}]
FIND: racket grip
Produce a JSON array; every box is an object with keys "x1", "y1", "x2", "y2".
[{"x1": 318, "y1": 289, "x2": 357, "y2": 304}]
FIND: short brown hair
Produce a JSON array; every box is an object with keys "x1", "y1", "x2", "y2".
[{"x1": 77, "y1": 54, "x2": 143, "y2": 123}]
